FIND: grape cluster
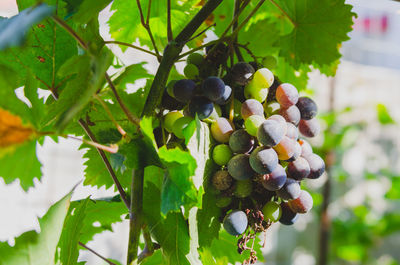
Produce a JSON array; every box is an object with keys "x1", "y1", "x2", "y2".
[{"x1": 161, "y1": 47, "x2": 324, "y2": 263}]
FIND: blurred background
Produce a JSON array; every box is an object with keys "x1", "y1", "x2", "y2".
[{"x1": 0, "y1": 0, "x2": 399, "y2": 264}]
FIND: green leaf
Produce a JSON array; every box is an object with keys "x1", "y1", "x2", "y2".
[
  {"x1": 58, "y1": 197, "x2": 90, "y2": 265},
  {"x1": 0, "y1": 190, "x2": 72, "y2": 265},
  {"x1": 273, "y1": 57, "x2": 311, "y2": 90},
  {"x1": 386, "y1": 177, "x2": 400, "y2": 200},
  {"x1": 158, "y1": 146, "x2": 197, "y2": 214},
  {"x1": 142, "y1": 165, "x2": 194, "y2": 265},
  {"x1": 66, "y1": 0, "x2": 112, "y2": 24},
  {"x1": 269, "y1": 0, "x2": 355, "y2": 69},
  {"x1": 197, "y1": 187, "x2": 221, "y2": 248},
  {"x1": 376, "y1": 103, "x2": 395, "y2": 125},
  {"x1": 0, "y1": 4, "x2": 54, "y2": 50},
  {"x1": 0, "y1": 141, "x2": 41, "y2": 191},
  {"x1": 81, "y1": 145, "x2": 131, "y2": 191},
  {"x1": 72, "y1": 198, "x2": 128, "y2": 244}
]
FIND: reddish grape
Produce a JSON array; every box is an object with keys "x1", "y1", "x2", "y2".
[
  {"x1": 279, "y1": 202, "x2": 298, "y2": 225},
  {"x1": 273, "y1": 136, "x2": 296, "y2": 161},
  {"x1": 288, "y1": 190, "x2": 313, "y2": 214},
  {"x1": 261, "y1": 164, "x2": 287, "y2": 191},
  {"x1": 298, "y1": 139, "x2": 313, "y2": 156},
  {"x1": 285, "y1": 122, "x2": 299, "y2": 140},
  {"x1": 276, "y1": 178, "x2": 301, "y2": 200},
  {"x1": 303, "y1": 153, "x2": 325, "y2": 179},
  {"x1": 257, "y1": 119, "x2": 285, "y2": 148},
  {"x1": 279, "y1": 105, "x2": 301, "y2": 125},
  {"x1": 211, "y1": 118, "x2": 234, "y2": 143},
  {"x1": 249, "y1": 146, "x2": 279, "y2": 174},
  {"x1": 299, "y1": 118, "x2": 320, "y2": 137},
  {"x1": 241, "y1": 99, "x2": 264, "y2": 119},
  {"x1": 287, "y1": 157, "x2": 310, "y2": 180},
  {"x1": 276, "y1": 83, "x2": 299, "y2": 108}
]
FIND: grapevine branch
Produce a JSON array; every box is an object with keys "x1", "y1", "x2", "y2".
[
  {"x1": 167, "y1": 0, "x2": 173, "y2": 41},
  {"x1": 104, "y1": 40, "x2": 159, "y2": 57},
  {"x1": 141, "y1": 0, "x2": 224, "y2": 116},
  {"x1": 79, "y1": 242, "x2": 117, "y2": 265},
  {"x1": 79, "y1": 119, "x2": 131, "y2": 209}
]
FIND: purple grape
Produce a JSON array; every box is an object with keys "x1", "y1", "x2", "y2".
[
  {"x1": 173, "y1": 79, "x2": 196, "y2": 103},
  {"x1": 261, "y1": 164, "x2": 287, "y2": 191},
  {"x1": 202, "y1": 76, "x2": 226, "y2": 101}
]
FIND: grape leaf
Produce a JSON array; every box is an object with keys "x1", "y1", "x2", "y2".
[
  {"x1": 0, "y1": 3, "x2": 54, "y2": 50},
  {"x1": 65, "y1": 0, "x2": 112, "y2": 24},
  {"x1": 0, "y1": 141, "x2": 41, "y2": 191},
  {"x1": 376, "y1": 103, "x2": 395, "y2": 125},
  {"x1": 108, "y1": 0, "x2": 200, "y2": 51},
  {"x1": 268, "y1": 0, "x2": 356, "y2": 69},
  {"x1": 142, "y1": 166, "x2": 197, "y2": 265},
  {"x1": 0, "y1": 190, "x2": 72, "y2": 265},
  {"x1": 58, "y1": 197, "x2": 90, "y2": 265},
  {"x1": 273, "y1": 57, "x2": 310, "y2": 90},
  {"x1": 0, "y1": 108, "x2": 35, "y2": 148},
  {"x1": 71, "y1": 198, "x2": 128, "y2": 244}
]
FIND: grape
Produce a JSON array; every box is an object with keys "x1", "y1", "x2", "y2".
[
  {"x1": 211, "y1": 117, "x2": 234, "y2": 143},
  {"x1": 287, "y1": 157, "x2": 310, "y2": 180},
  {"x1": 252, "y1": 68, "x2": 274, "y2": 88},
  {"x1": 202, "y1": 76, "x2": 226, "y2": 101},
  {"x1": 276, "y1": 83, "x2": 299, "y2": 108},
  {"x1": 285, "y1": 122, "x2": 299, "y2": 140},
  {"x1": 288, "y1": 190, "x2": 313, "y2": 214},
  {"x1": 211, "y1": 170, "x2": 233, "y2": 191},
  {"x1": 286, "y1": 140, "x2": 302, "y2": 162},
  {"x1": 257, "y1": 120, "x2": 285, "y2": 148},
  {"x1": 262, "y1": 201, "x2": 282, "y2": 222},
  {"x1": 166, "y1": 80, "x2": 177, "y2": 97},
  {"x1": 273, "y1": 136, "x2": 296, "y2": 161},
  {"x1": 244, "y1": 115, "x2": 265, "y2": 137},
  {"x1": 223, "y1": 210, "x2": 248, "y2": 236},
  {"x1": 244, "y1": 81, "x2": 269, "y2": 102},
  {"x1": 267, "y1": 115, "x2": 287, "y2": 134},
  {"x1": 298, "y1": 139, "x2": 313, "y2": 156},
  {"x1": 303, "y1": 153, "x2": 325, "y2": 179},
  {"x1": 231, "y1": 62, "x2": 255, "y2": 85},
  {"x1": 173, "y1": 79, "x2": 196, "y2": 103},
  {"x1": 172, "y1": 116, "x2": 193, "y2": 139},
  {"x1": 188, "y1": 96, "x2": 214, "y2": 120},
  {"x1": 241, "y1": 99, "x2": 264, "y2": 120},
  {"x1": 163, "y1": 111, "x2": 183, "y2": 133},
  {"x1": 216, "y1": 195, "x2": 232, "y2": 208},
  {"x1": 215, "y1": 85, "x2": 232, "y2": 105},
  {"x1": 299, "y1": 118, "x2": 320, "y2": 137},
  {"x1": 187, "y1": 52, "x2": 204, "y2": 66},
  {"x1": 227, "y1": 154, "x2": 255, "y2": 180},
  {"x1": 261, "y1": 164, "x2": 287, "y2": 191},
  {"x1": 262, "y1": 56, "x2": 278, "y2": 69},
  {"x1": 212, "y1": 144, "x2": 233, "y2": 166},
  {"x1": 279, "y1": 105, "x2": 301, "y2": 125},
  {"x1": 279, "y1": 202, "x2": 298, "y2": 225},
  {"x1": 249, "y1": 146, "x2": 278, "y2": 174},
  {"x1": 276, "y1": 178, "x2": 301, "y2": 200},
  {"x1": 296, "y1": 97, "x2": 317, "y2": 120},
  {"x1": 161, "y1": 91, "x2": 185, "y2": 110},
  {"x1": 234, "y1": 179, "x2": 253, "y2": 198},
  {"x1": 229, "y1": 129, "x2": 255, "y2": 154},
  {"x1": 264, "y1": 101, "x2": 280, "y2": 116},
  {"x1": 184, "y1": 64, "x2": 199, "y2": 79}
]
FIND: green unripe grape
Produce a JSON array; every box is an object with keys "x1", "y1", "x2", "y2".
[
  {"x1": 187, "y1": 52, "x2": 204, "y2": 66},
  {"x1": 172, "y1": 116, "x2": 193, "y2": 139},
  {"x1": 262, "y1": 201, "x2": 282, "y2": 222},
  {"x1": 212, "y1": 144, "x2": 233, "y2": 166},
  {"x1": 234, "y1": 179, "x2": 252, "y2": 198},
  {"x1": 184, "y1": 63, "x2": 199, "y2": 79},
  {"x1": 216, "y1": 196, "x2": 233, "y2": 208},
  {"x1": 253, "y1": 68, "x2": 274, "y2": 88},
  {"x1": 233, "y1": 99, "x2": 242, "y2": 119},
  {"x1": 164, "y1": 111, "x2": 183, "y2": 133},
  {"x1": 244, "y1": 115, "x2": 265, "y2": 136},
  {"x1": 262, "y1": 56, "x2": 277, "y2": 69},
  {"x1": 166, "y1": 80, "x2": 178, "y2": 97},
  {"x1": 244, "y1": 81, "x2": 269, "y2": 102},
  {"x1": 264, "y1": 101, "x2": 280, "y2": 116}
]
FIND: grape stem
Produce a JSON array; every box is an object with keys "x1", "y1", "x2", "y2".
[
  {"x1": 104, "y1": 41, "x2": 159, "y2": 57},
  {"x1": 167, "y1": 0, "x2": 173, "y2": 41},
  {"x1": 136, "y1": 0, "x2": 162, "y2": 61}
]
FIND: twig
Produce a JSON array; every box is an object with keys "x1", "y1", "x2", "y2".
[
  {"x1": 137, "y1": 243, "x2": 161, "y2": 263},
  {"x1": 269, "y1": 0, "x2": 296, "y2": 27},
  {"x1": 104, "y1": 41, "x2": 159, "y2": 57},
  {"x1": 184, "y1": 23, "x2": 216, "y2": 44},
  {"x1": 177, "y1": 38, "x2": 224, "y2": 59},
  {"x1": 51, "y1": 15, "x2": 87, "y2": 49},
  {"x1": 231, "y1": 0, "x2": 266, "y2": 38},
  {"x1": 64, "y1": 134, "x2": 118, "y2": 153},
  {"x1": 167, "y1": 0, "x2": 173, "y2": 41},
  {"x1": 127, "y1": 168, "x2": 144, "y2": 264},
  {"x1": 236, "y1": 42, "x2": 259, "y2": 62},
  {"x1": 233, "y1": 0, "x2": 244, "y2": 62},
  {"x1": 79, "y1": 242, "x2": 117, "y2": 265},
  {"x1": 136, "y1": 0, "x2": 162, "y2": 61},
  {"x1": 93, "y1": 94, "x2": 127, "y2": 137},
  {"x1": 141, "y1": 0, "x2": 223, "y2": 116},
  {"x1": 105, "y1": 73, "x2": 141, "y2": 127},
  {"x1": 79, "y1": 119, "x2": 131, "y2": 209},
  {"x1": 142, "y1": 225, "x2": 154, "y2": 253}
]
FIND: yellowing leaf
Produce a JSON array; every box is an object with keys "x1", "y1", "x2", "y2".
[{"x1": 0, "y1": 108, "x2": 34, "y2": 148}]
